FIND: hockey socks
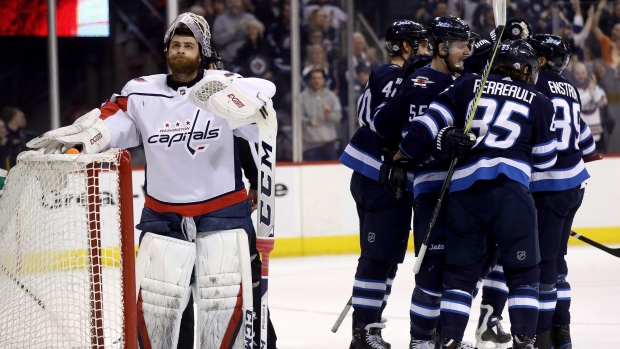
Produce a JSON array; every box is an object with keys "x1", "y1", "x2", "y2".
[
  {"x1": 439, "y1": 289, "x2": 473, "y2": 342},
  {"x1": 409, "y1": 286, "x2": 441, "y2": 340},
  {"x1": 507, "y1": 285, "x2": 539, "y2": 339}
]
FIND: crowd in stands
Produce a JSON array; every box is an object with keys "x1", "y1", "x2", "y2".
[
  {"x1": 176, "y1": 0, "x2": 620, "y2": 161},
  {"x1": 3, "y1": 0, "x2": 620, "y2": 164}
]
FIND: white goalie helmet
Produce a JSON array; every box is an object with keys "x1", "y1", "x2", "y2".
[{"x1": 164, "y1": 12, "x2": 212, "y2": 58}]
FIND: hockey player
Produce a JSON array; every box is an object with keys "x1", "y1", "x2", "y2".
[
  {"x1": 394, "y1": 39, "x2": 558, "y2": 349},
  {"x1": 529, "y1": 34, "x2": 596, "y2": 349},
  {"x1": 372, "y1": 16, "x2": 474, "y2": 349},
  {"x1": 339, "y1": 19, "x2": 429, "y2": 349},
  {"x1": 26, "y1": 12, "x2": 276, "y2": 349}
]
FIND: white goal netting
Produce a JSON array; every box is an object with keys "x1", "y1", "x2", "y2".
[{"x1": 0, "y1": 149, "x2": 136, "y2": 349}]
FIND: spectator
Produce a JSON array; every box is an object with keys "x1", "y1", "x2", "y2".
[
  {"x1": 0, "y1": 107, "x2": 34, "y2": 170},
  {"x1": 234, "y1": 19, "x2": 276, "y2": 80},
  {"x1": 302, "y1": 44, "x2": 336, "y2": 91},
  {"x1": 206, "y1": 0, "x2": 226, "y2": 25},
  {"x1": 593, "y1": 58, "x2": 620, "y2": 152},
  {"x1": 599, "y1": 0, "x2": 620, "y2": 36},
  {"x1": 336, "y1": 32, "x2": 375, "y2": 117},
  {"x1": 267, "y1": 0, "x2": 292, "y2": 109},
  {"x1": 211, "y1": 0, "x2": 257, "y2": 68},
  {"x1": 303, "y1": 0, "x2": 347, "y2": 29},
  {"x1": 573, "y1": 62, "x2": 608, "y2": 151},
  {"x1": 306, "y1": 8, "x2": 337, "y2": 57},
  {"x1": 300, "y1": 69, "x2": 342, "y2": 160},
  {"x1": 593, "y1": 0, "x2": 620, "y2": 69},
  {"x1": 472, "y1": 5, "x2": 496, "y2": 39},
  {"x1": 558, "y1": 0, "x2": 595, "y2": 61}
]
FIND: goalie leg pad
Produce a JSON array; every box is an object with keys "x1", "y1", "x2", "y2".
[
  {"x1": 135, "y1": 233, "x2": 196, "y2": 349},
  {"x1": 194, "y1": 228, "x2": 253, "y2": 349}
]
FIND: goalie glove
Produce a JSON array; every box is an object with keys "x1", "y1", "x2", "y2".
[
  {"x1": 436, "y1": 126, "x2": 476, "y2": 159},
  {"x1": 189, "y1": 73, "x2": 276, "y2": 129},
  {"x1": 26, "y1": 108, "x2": 111, "y2": 154},
  {"x1": 378, "y1": 148, "x2": 410, "y2": 199}
]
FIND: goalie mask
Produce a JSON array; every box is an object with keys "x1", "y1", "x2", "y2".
[{"x1": 164, "y1": 12, "x2": 212, "y2": 60}]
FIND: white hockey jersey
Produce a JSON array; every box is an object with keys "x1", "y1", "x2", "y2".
[{"x1": 99, "y1": 70, "x2": 257, "y2": 216}]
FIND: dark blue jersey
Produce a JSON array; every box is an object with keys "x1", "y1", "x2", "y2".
[
  {"x1": 339, "y1": 63, "x2": 406, "y2": 180},
  {"x1": 530, "y1": 70, "x2": 595, "y2": 192},
  {"x1": 400, "y1": 73, "x2": 558, "y2": 193},
  {"x1": 371, "y1": 66, "x2": 456, "y2": 197}
]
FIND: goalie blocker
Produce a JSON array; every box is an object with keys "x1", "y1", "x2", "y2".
[{"x1": 135, "y1": 230, "x2": 253, "y2": 349}]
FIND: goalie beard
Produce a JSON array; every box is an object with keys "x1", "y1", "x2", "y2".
[{"x1": 168, "y1": 53, "x2": 202, "y2": 76}]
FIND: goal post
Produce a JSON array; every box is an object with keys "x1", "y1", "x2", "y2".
[{"x1": 0, "y1": 149, "x2": 137, "y2": 349}]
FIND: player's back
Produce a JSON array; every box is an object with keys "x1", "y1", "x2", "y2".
[
  {"x1": 339, "y1": 63, "x2": 405, "y2": 180},
  {"x1": 402, "y1": 73, "x2": 558, "y2": 193},
  {"x1": 530, "y1": 70, "x2": 595, "y2": 192}
]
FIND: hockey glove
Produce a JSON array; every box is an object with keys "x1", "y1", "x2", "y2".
[
  {"x1": 26, "y1": 109, "x2": 111, "y2": 154},
  {"x1": 436, "y1": 126, "x2": 476, "y2": 159},
  {"x1": 378, "y1": 148, "x2": 410, "y2": 199}
]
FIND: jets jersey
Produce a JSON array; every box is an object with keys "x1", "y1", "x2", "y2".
[
  {"x1": 400, "y1": 73, "x2": 558, "y2": 193},
  {"x1": 99, "y1": 70, "x2": 254, "y2": 216},
  {"x1": 530, "y1": 70, "x2": 595, "y2": 192},
  {"x1": 339, "y1": 63, "x2": 405, "y2": 180},
  {"x1": 371, "y1": 66, "x2": 456, "y2": 197}
]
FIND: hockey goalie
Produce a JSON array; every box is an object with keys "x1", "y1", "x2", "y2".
[{"x1": 27, "y1": 12, "x2": 277, "y2": 349}]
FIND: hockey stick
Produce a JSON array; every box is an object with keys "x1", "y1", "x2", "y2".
[
  {"x1": 188, "y1": 76, "x2": 278, "y2": 348},
  {"x1": 331, "y1": 296, "x2": 352, "y2": 333},
  {"x1": 413, "y1": 0, "x2": 507, "y2": 274},
  {"x1": 569, "y1": 231, "x2": 620, "y2": 258},
  {"x1": 583, "y1": 153, "x2": 603, "y2": 163},
  {"x1": 255, "y1": 105, "x2": 277, "y2": 349}
]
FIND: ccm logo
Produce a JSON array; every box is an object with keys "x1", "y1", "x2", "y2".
[
  {"x1": 90, "y1": 132, "x2": 102, "y2": 145},
  {"x1": 228, "y1": 94, "x2": 246, "y2": 108},
  {"x1": 243, "y1": 310, "x2": 253, "y2": 349}
]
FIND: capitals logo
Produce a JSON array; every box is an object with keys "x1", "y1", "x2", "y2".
[{"x1": 147, "y1": 110, "x2": 222, "y2": 158}]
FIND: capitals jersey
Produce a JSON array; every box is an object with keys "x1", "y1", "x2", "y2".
[
  {"x1": 400, "y1": 73, "x2": 558, "y2": 193},
  {"x1": 371, "y1": 66, "x2": 456, "y2": 197},
  {"x1": 339, "y1": 63, "x2": 405, "y2": 180},
  {"x1": 99, "y1": 70, "x2": 255, "y2": 216},
  {"x1": 530, "y1": 70, "x2": 595, "y2": 192}
]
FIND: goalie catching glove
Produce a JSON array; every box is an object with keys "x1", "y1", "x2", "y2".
[
  {"x1": 436, "y1": 126, "x2": 476, "y2": 159},
  {"x1": 26, "y1": 108, "x2": 111, "y2": 154},
  {"x1": 378, "y1": 148, "x2": 410, "y2": 199},
  {"x1": 189, "y1": 72, "x2": 276, "y2": 129}
]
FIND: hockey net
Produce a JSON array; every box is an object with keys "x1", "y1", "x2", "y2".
[{"x1": 0, "y1": 149, "x2": 137, "y2": 348}]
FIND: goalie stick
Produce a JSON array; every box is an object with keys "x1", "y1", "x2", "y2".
[
  {"x1": 570, "y1": 231, "x2": 620, "y2": 258},
  {"x1": 188, "y1": 75, "x2": 277, "y2": 348},
  {"x1": 413, "y1": 0, "x2": 507, "y2": 274}
]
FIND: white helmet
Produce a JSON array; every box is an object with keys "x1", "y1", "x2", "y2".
[{"x1": 164, "y1": 12, "x2": 212, "y2": 58}]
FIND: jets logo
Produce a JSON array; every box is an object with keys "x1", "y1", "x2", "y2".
[
  {"x1": 147, "y1": 110, "x2": 222, "y2": 158},
  {"x1": 412, "y1": 76, "x2": 434, "y2": 88}
]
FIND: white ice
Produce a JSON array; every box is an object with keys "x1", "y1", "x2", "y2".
[{"x1": 269, "y1": 245, "x2": 620, "y2": 348}]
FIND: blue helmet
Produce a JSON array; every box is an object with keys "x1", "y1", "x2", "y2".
[
  {"x1": 529, "y1": 34, "x2": 571, "y2": 73},
  {"x1": 385, "y1": 20, "x2": 427, "y2": 55},
  {"x1": 427, "y1": 16, "x2": 472, "y2": 54},
  {"x1": 492, "y1": 39, "x2": 539, "y2": 84}
]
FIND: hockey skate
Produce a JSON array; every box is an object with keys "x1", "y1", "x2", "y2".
[
  {"x1": 409, "y1": 337, "x2": 433, "y2": 349},
  {"x1": 350, "y1": 323, "x2": 389, "y2": 349},
  {"x1": 533, "y1": 330, "x2": 553, "y2": 349},
  {"x1": 512, "y1": 334, "x2": 534, "y2": 349},
  {"x1": 439, "y1": 339, "x2": 475, "y2": 349},
  {"x1": 551, "y1": 325, "x2": 572, "y2": 349},
  {"x1": 475, "y1": 304, "x2": 512, "y2": 349}
]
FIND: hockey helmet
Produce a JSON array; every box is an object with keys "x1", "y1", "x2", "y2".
[
  {"x1": 385, "y1": 20, "x2": 427, "y2": 55},
  {"x1": 427, "y1": 16, "x2": 473, "y2": 53},
  {"x1": 464, "y1": 33, "x2": 493, "y2": 74},
  {"x1": 164, "y1": 12, "x2": 212, "y2": 59},
  {"x1": 492, "y1": 39, "x2": 539, "y2": 84},
  {"x1": 529, "y1": 34, "x2": 572, "y2": 74}
]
